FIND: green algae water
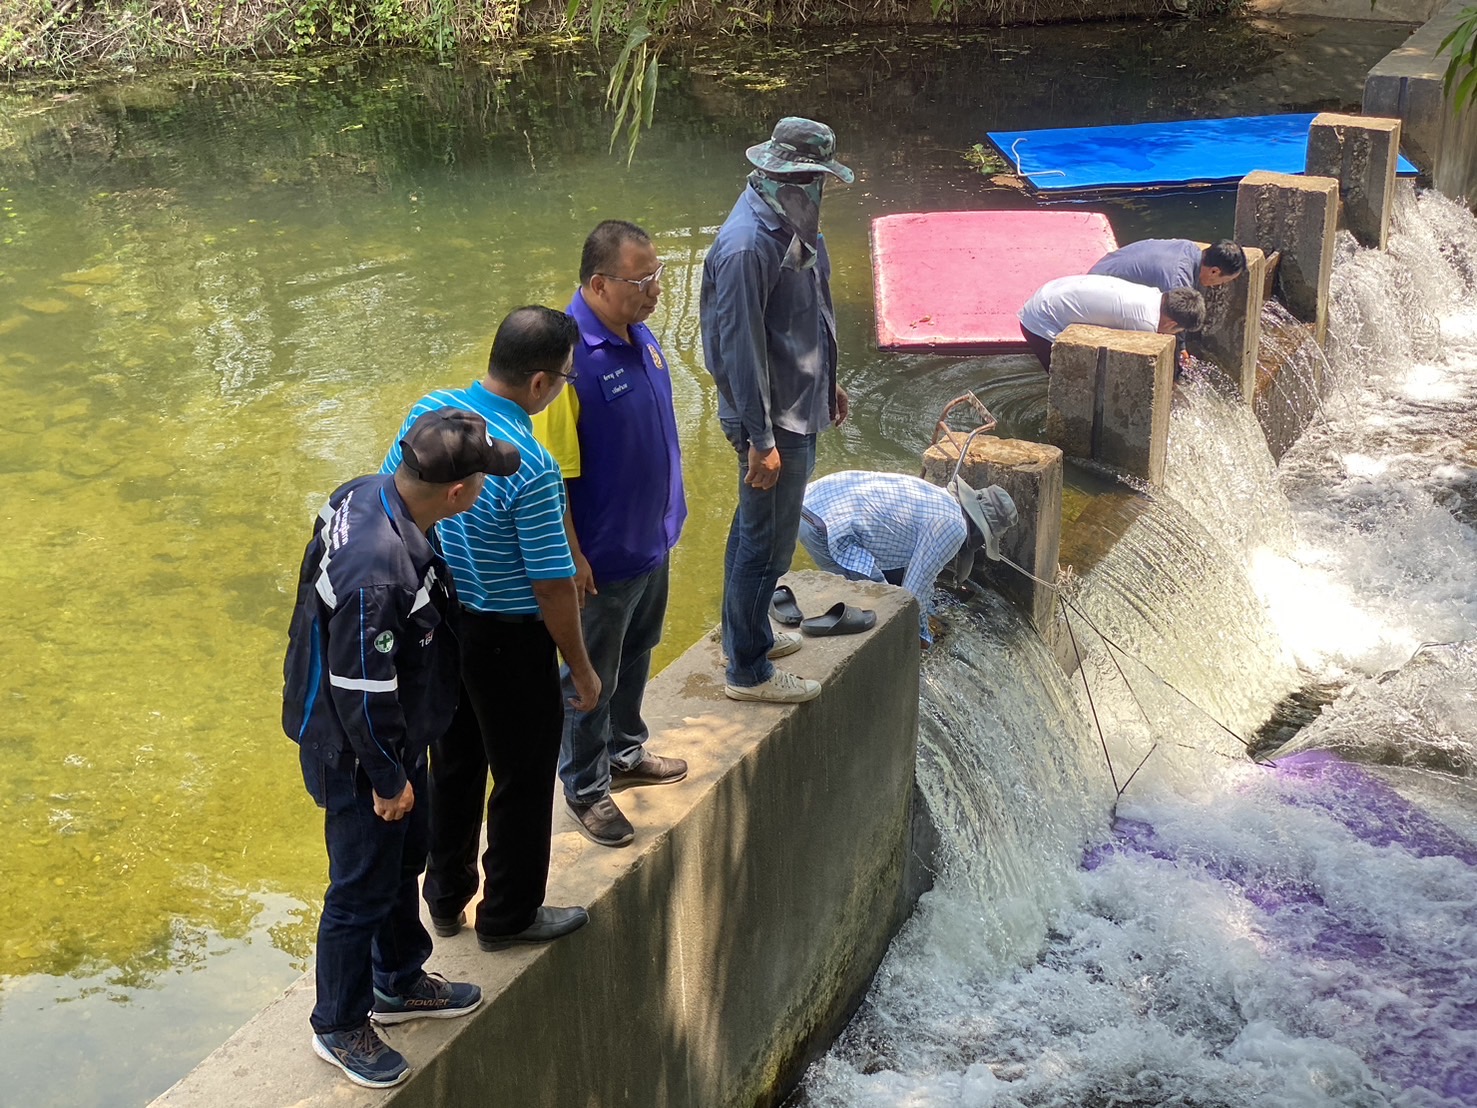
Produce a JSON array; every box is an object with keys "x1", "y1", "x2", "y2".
[{"x1": 0, "y1": 19, "x2": 1410, "y2": 1104}]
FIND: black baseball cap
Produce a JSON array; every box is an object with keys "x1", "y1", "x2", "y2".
[{"x1": 399, "y1": 408, "x2": 521, "y2": 483}]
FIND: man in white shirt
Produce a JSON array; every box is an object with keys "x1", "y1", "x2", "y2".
[{"x1": 1017, "y1": 274, "x2": 1205, "y2": 371}]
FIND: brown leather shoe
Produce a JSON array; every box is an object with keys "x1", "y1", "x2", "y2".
[{"x1": 611, "y1": 753, "x2": 688, "y2": 790}]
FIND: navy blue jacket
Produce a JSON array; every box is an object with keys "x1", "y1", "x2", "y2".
[
  {"x1": 700, "y1": 186, "x2": 839, "y2": 451},
  {"x1": 282, "y1": 474, "x2": 460, "y2": 799}
]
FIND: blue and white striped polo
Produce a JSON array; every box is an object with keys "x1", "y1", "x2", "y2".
[{"x1": 382, "y1": 383, "x2": 574, "y2": 614}]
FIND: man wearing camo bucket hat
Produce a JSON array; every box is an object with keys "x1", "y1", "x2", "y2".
[{"x1": 701, "y1": 117, "x2": 854, "y2": 705}]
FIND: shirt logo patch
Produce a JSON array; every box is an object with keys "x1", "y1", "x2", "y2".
[
  {"x1": 374, "y1": 631, "x2": 395, "y2": 654},
  {"x1": 646, "y1": 343, "x2": 666, "y2": 372},
  {"x1": 599, "y1": 368, "x2": 632, "y2": 403}
]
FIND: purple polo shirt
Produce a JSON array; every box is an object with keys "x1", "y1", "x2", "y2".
[{"x1": 564, "y1": 290, "x2": 687, "y2": 583}]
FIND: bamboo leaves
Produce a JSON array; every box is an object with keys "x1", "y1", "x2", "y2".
[
  {"x1": 569, "y1": 0, "x2": 674, "y2": 162},
  {"x1": 1440, "y1": 5, "x2": 1477, "y2": 113}
]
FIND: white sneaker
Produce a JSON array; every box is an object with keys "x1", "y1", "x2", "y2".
[
  {"x1": 725, "y1": 669, "x2": 822, "y2": 704},
  {"x1": 768, "y1": 631, "x2": 802, "y2": 659}
]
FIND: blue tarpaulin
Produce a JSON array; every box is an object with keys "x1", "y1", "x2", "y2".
[{"x1": 985, "y1": 113, "x2": 1419, "y2": 194}]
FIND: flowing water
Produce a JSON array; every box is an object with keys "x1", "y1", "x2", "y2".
[
  {"x1": 794, "y1": 190, "x2": 1477, "y2": 1106},
  {"x1": 0, "y1": 16, "x2": 1438, "y2": 1106}
]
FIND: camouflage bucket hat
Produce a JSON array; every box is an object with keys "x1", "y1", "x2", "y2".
[{"x1": 746, "y1": 117, "x2": 855, "y2": 184}]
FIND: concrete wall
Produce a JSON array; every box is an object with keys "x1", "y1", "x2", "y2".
[
  {"x1": 1366, "y1": 0, "x2": 1477, "y2": 201},
  {"x1": 153, "y1": 573, "x2": 922, "y2": 1108},
  {"x1": 1247, "y1": 0, "x2": 1438, "y2": 21}
]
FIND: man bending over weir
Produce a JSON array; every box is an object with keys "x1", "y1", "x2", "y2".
[
  {"x1": 282, "y1": 408, "x2": 521, "y2": 1088},
  {"x1": 799, "y1": 470, "x2": 1017, "y2": 650},
  {"x1": 1017, "y1": 274, "x2": 1206, "y2": 373},
  {"x1": 701, "y1": 116, "x2": 853, "y2": 706},
  {"x1": 531, "y1": 220, "x2": 690, "y2": 850},
  {"x1": 1089, "y1": 238, "x2": 1246, "y2": 295},
  {"x1": 382, "y1": 307, "x2": 598, "y2": 953},
  {"x1": 1090, "y1": 238, "x2": 1245, "y2": 368}
]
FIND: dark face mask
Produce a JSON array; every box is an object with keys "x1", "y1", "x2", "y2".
[{"x1": 749, "y1": 170, "x2": 825, "y2": 269}]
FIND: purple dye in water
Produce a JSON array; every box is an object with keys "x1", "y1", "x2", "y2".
[{"x1": 1085, "y1": 751, "x2": 1477, "y2": 1102}]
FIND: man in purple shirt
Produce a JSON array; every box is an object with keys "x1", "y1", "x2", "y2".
[{"x1": 533, "y1": 220, "x2": 689, "y2": 848}]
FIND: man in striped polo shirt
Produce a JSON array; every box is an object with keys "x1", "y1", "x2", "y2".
[{"x1": 382, "y1": 305, "x2": 600, "y2": 952}]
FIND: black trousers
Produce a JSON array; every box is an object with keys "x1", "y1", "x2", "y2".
[
  {"x1": 422, "y1": 609, "x2": 562, "y2": 936},
  {"x1": 1020, "y1": 323, "x2": 1054, "y2": 372}
]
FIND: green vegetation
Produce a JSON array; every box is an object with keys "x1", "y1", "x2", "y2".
[
  {"x1": 1441, "y1": 5, "x2": 1477, "y2": 113},
  {"x1": 0, "y1": 0, "x2": 1249, "y2": 160},
  {"x1": 964, "y1": 141, "x2": 1009, "y2": 174}
]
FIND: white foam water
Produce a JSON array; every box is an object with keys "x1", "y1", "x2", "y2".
[{"x1": 793, "y1": 191, "x2": 1477, "y2": 1108}]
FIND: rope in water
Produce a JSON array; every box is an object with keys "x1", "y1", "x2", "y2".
[
  {"x1": 995, "y1": 551, "x2": 1255, "y2": 754},
  {"x1": 1008, "y1": 137, "x2": 1067, "y2": 181},
  {"x1": 972, "y1": 550, "x2": 1266, "y2": 807}
]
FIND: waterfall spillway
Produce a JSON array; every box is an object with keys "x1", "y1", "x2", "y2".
[{"x1": 795, "y1": 191, "x2": 1477, "y2": 1108}]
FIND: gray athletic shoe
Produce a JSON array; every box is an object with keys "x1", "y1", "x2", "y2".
[
  {"x1": 567, "y1": 796, "x2": 635, "y2": 847},
  {"x1": 768, "y1": 631, "x2": 802, "y2": 659},
  {"x1": 724, "y1": 669, "x2": 821, "y2": 704}
]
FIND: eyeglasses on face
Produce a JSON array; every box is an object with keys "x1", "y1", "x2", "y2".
[{"x1": 597, "y1": 262, "x2": 665, "y2": 294}]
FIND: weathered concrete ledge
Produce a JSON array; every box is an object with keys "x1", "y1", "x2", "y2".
[
  {"x1": 1192, "y1": 243, "x2": 1269, "y2": 402},
  {"x1": 1235, "y1": 170, "x2": 1340, "y2": 345},
  {"x1": 1365, "y1": 0, "x2": 1477, "y2": 200},
  {"x1": 1307, "y1": 113, "x2": 1403, "y2": 249},
  {"x1": 1045, "y1": 324, "x2": 1176, "y2": 485},
  {"x1": 153, "y1": 573, "x2": 921, "y2": 1108}
]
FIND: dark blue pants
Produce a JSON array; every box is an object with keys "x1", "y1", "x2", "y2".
[
  {"x1": 720, "y1": 421, "x2": 816, "y2": 688},
  {"x1": 302, "y1": 747, "x2": 433, "y2": 1034},
  {"x1": 559, "y1": 558, "x2": 669, "y2": 806}
]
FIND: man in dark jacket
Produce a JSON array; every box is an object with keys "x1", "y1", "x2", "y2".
[{"x1": 282, "y1": 408, "x2": 519, "y2": 1089}]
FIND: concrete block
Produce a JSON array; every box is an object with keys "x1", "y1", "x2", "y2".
[
  {"x1": 1307, "y1": 112, "x2": 1402, "y2": 249},
  {"x1": 1234, "y1": 170, "x2": 1340, "y2": 345},
  {"x1": 152, "y1": 576, "x2": 922, "y2": 1108},
  {"x1": 1044, "y1": 325, "x2": 1176, "y2": 485},
  {"x1": 920, "y1": 436, "x2": 1064, "y2": 634},
  {"x1": 1364, "y1": 0, "x2": 1477, "y2": 202},
  {"x1": 1190, "y1": 245, "x2": 1267, "y2": 402}
]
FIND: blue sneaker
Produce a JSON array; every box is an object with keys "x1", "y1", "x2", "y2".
[
  {"x1": 311, "y1": 1023, "x2": 409, "y2": 1088},
  {"x1": 371, "y1": 972, "x2": 483, "y2": 1024}
]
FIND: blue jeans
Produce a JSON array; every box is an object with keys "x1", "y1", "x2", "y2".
[
  {"x1": 302, "y1": 747, "x2": 433, "y2": 1034},
  {"x1": 721, "y1": 420, "x2": 816, "y2": 687},
  {"x1": 798, "y1": 514, "x2": 887, "y2": 583},
  {"x1": 559, "y1": 558, "x2": 670, "y2": 805}
]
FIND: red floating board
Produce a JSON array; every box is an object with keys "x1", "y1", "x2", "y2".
[{"x1": 871, "y1": 210, "x2": 1118, "y2": 353}]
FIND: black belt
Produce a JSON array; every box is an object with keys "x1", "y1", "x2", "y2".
[{"x1": 474, "y1": 609, "x2": 543, "y2": 624}]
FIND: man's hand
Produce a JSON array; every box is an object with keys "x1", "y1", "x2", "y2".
[
  {"x1": 745, "y1": 444, "x2": 782, "y2": 490},
  {"x1": 568, "y1": 664, "x2": 602, "y2": 712},
  {"x1": 572, "y1": 551, "x2": 597, "y2": 609},
  {"x1": 374, "y1": 780, "x2": 414, "y2": 822},
  {"x1": 833, "y1": 385, "x2": 850, "y2": 427}
]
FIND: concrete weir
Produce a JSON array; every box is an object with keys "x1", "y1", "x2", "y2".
[{"x1": 153, "y1": 575, "x2": 923, "y2": 1108}]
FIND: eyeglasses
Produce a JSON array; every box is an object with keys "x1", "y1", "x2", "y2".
[
  {"x1": 597, "y1": 262, "x2": 665, "y2": 294},
  {"x1": 550, "y1": 367, "x2": 578, "y2": 382}
]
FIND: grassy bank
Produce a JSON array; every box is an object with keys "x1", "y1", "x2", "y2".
[{"x1": 0, "y1": 0, "x2": 1241, "y2": 78}]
